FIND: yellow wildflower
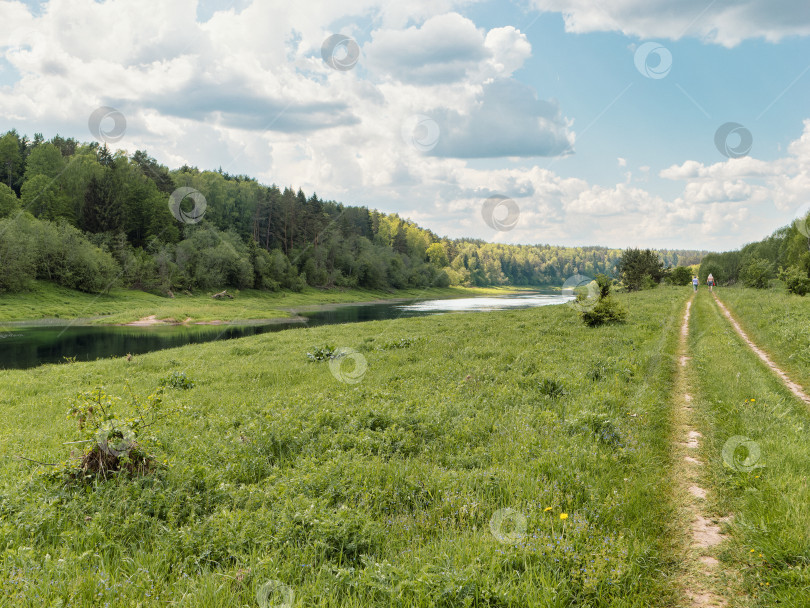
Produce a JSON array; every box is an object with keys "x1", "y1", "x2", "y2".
[
  {"x1": 544, "y1": 507, "x2": 553, "y2": 512},
  {"x1": 560, "y1": 513, "x2": 568, "y2": 520}
]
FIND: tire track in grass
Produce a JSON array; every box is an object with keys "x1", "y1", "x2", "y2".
[
  {"x1": 673, "y1": 295, "x2": 728, "y2": 608},
  {"x1": 711, "y1": 292, "x2": 810, "y2": 406}
]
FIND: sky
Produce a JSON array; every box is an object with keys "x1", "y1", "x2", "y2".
[{"x1": 2, "y1": 0, "x2": 810, "y2": 251}]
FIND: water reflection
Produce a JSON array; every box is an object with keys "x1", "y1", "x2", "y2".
[{"x1": 1, "y1": 292, "x2": 572, "y2": 370}]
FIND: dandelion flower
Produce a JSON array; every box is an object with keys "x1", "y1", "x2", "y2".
[
  {"x1": 544, "y1": 507, "x2": 553, "y2": 512},
  {"x1": 560, "y1": 513, "x2": 568, "y2": 520},
  {"x1": 750, "y1": 549, "x2": 755, "y2": 553}
]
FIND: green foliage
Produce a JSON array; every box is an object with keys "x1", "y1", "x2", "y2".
[
  {"x1": 24, "y1": 142, "x2": 65, "y2": 180},
  {"x1": 594, "y1": 273, "x2": 611, "y2": 298},
  {"x1": 778, "y1": 265, "x2": 810, "y2": 296},
  {"x1": 581, "y1": 295, "x2": 628, "y2": 327},
  {"x1": 577, "y1": 277, "x2": 627, "y2": 327},
  {"x1": 0, "y1": 182, "x2": 19, "y2": 218},
  {"x1": 699, "y1": 219, "x2": 810, "y2": 286},
  {"x1": 568, "y1": 413, "x2": 623, "y2": 447},
  {"x1": 425, "y1": 242, "x2": 449, "y2": 267},
  {"x1": 0, "y1": 214, "x2": 119, "y2": 293},
  {"x1": 60, "y1": 385, "x2": 173, "y2": 480},
  {"x1": 159, "y1": 371, "x2": 195, "y2": 390},
  {"x1": 739, "y1": 256, "x2": 773, "y2": 288},
  {"x1": 307, "y1": 344, "x2": 337, "y2": 361},
  {"x1": 537, "y1": 377, "x2": 566, "y2": 398},
  {"x1": 0, "y1": 128, "x2": 708, "y2": 295},
  {"x1": 668, "y1": 266, "x2": 692, "y2": 286},
  {"x1": 618, "y1": 248, "x2": 665, "y2": 291},
  {"x1": 699, "y1": 258, "x2": 726, "y2": 285}
]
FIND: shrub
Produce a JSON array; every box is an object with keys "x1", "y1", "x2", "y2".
[
  {"x1": 581, "y1": 296, "x2": 628, "y2": 327},
  {"x1": 160, "y1": 371, "x2": 195, "y2": 390},
  {"x1": 778, "y1": 265, "x2": 810, "y2": 296},
  {"x1": 59, "y1": 385, "x2": 174, "y2": 481},
  {"x1": 740, "y1": 256, "x2": 773, "y2": 289},
  {"x1": 618, "y1": 248, "x2": 664, "y2": 291},
  {"x1": 668, "y1": 266, "x2": 692, "y2": 286}
]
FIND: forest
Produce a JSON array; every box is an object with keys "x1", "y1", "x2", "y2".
[
  {"x1": 0, "y1": 130, "x2": 705, "y2": 295},
  {"x1": 699, "y1": 216, "x2": 810, "y2": 294}
]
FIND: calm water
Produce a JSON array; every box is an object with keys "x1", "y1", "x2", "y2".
[{"x1": 0, "y1": 292, "x2": 571, "y2": 370}]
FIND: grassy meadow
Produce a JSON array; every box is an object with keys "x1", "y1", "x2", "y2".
[
  {"x1": 714, "y1": 287, "x2": 810, "y2": 390},
  {"x1": 0, "y1": 282, "x2": 517, "y2": 326},
  {"x1": 686, "y1": 290, "x2": 810, "y2": 606},
  {"x1": 1, "y1": 287, "x2": 689, "y2": 607}
]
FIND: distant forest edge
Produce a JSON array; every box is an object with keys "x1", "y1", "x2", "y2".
[
  {"x1": 0, "y1": 130, "x2": 707, "y2": 295},
  {"x1": 698, "y1": 218, "x2": 810, "y2": 294}
]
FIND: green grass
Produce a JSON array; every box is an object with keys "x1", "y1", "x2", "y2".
[
  {"x1": 715, "y1": 286, "x2": 810, "y2": 391},
  {"x1": 0, "y1": 282, "x2": 523, "y2": 325},
  {"x1": 686, "y1": 290, "x2": 810, "y2": 606},
  {"x1": 0, "y1": 287, "x2": 688, "y2": 607}
]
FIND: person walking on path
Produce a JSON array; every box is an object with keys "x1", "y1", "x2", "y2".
[
  {"x1": 707, "y1": 273, "x2": 715, "y2": 292},
  {"x1": 692, "y1": 275, "x2": 699, "y2": 292}
]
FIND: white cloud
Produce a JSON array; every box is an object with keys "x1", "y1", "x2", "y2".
[
  {"x1": 531, "y1": 0, "x2": 810, "y2": 46},
  {"x1": 2, "y1": 0, "x2": 810, "y2": 251},
  {"x1": 364, "y1": 13, "x2": 489, "y2": 85}
]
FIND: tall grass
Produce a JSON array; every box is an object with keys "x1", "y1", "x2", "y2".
[
  {"x1": 717, "y1": 287, "x2": 810, "y2": 390},
  {"x1": 1, "y1": 288, "x2": 687, "y2": 606}
]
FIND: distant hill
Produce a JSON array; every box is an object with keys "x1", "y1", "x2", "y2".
[{"x1": 0, "y1": 129, "x2": 708, "y2": 294}]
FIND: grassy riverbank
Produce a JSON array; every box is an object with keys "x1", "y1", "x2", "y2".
[
  {"x1": 0, "y1": 282, "x2": 524, "y2": 326},
  {"x1": 1, "y1": 287, "x2": 687, "y2": 607}
]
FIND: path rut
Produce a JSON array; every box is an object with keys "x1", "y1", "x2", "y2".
[
  {"x1": 712, "y1": 293, "x2": 810, "y2": 405},
  {"x1": 674, "y1": 297, "x2": 727, "y2": 607}
]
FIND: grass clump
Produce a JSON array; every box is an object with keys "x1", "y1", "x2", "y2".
[
  {"x1": 307, "y1": 344, "x2": 337, "y2": 361},
  {"x1": 159, "y1": 371, "x2": 195, "y2": 390},
  {"x1": 56, "y1": 386, "x2": 173, "y2": 481}
]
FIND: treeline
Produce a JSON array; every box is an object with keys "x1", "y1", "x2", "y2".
[
  {"x1": 699, "y1": 218, "x2": 810, "y2": 294},
  {"x1": 0, "y1": 129, "x2": 706, "y2": 294}
]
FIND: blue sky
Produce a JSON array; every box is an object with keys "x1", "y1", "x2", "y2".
[{"x1": 2, "y1": 0, "x2": 810, "y2": 251}]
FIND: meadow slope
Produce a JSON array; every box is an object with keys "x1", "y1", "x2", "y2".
[{"x1": 1, "y1": 287, "x2": 689, "y2": 607}]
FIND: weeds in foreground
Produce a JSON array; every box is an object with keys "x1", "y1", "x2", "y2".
[{"x1": 54, "y1": 385, "x2": 175, "y2": 481}]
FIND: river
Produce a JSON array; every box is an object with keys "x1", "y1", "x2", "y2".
[{"x1": 0, "y1": 292, "x2": 572, "y2": 370}]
